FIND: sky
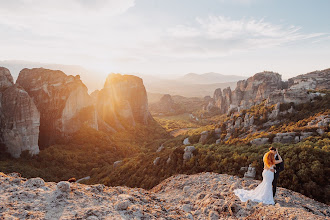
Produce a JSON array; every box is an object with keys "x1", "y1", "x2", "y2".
[{"x1": 0, "y1": 0, "x2": 330, "y2": 79}]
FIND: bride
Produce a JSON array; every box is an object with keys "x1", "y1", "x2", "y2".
[{"x1": 234, "y1": 148, "x2": 283, "y2": 205}]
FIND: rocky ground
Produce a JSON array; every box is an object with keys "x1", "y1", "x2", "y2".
[{"x1": 1, "y1": 172, "x2": 329, "y2": 220}]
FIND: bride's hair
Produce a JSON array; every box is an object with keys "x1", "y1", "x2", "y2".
[{"x1": 264, "y1": 151, "x2": 275, "y2": 168}]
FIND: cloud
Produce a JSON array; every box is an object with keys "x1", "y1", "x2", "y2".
[{"x1": 160, "y1": 16, "x2": 326, "y2": 58}]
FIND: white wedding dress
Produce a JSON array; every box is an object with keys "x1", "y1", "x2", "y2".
[{"x1": 234, "y1": 165, "x2": 275, "y2": 205}]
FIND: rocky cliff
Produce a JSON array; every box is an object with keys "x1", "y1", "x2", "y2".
[
  {"x1": 16, "y1": 68, "x2": 98, "y2": 148},
  {"x1": 96, "y1": 73, "x2": 152, "y2": 130},
  {"x1": 288, "y1": 68, "x2": 330, "y2": 90},
  {"x1": 0, "y1": 67, "x2": 40, "y2": 158},
  {"x1": 1, "y1": 172, "x2": 329, "y2": 219},
  {"x1": 213, "y1": 69, "x2": 329, "y2": 114}
]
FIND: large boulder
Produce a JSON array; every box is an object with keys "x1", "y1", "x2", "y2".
[
  {"x1": 0, "y1": 67, "x2": 40, "y2": 158},
  {"x1": 96, "y1": 74, "x2": 152, "y2": 130},
  {"x1": 199, "y1": 131, "x2": 209, "y2": 144},
  {"x1": 16, "y1": 68, "x2": 97, "y2": 148},
  {"x1": 183, "y1": 146, "x2": 195, "y2": 161}
]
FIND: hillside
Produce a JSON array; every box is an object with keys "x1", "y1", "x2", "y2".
[{"x1": 1, "y1": 172, "x2": 329, "y2": 219}]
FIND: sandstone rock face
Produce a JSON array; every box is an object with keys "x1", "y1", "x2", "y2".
[
  {"x1": 96, "y1": 74, "x2": 152, "y2": 130},
  {"x1": 0, "y1": 67, "x2": 14, "y2": 92},
  {"x1": 0, "y1": 67, "x2": 40, "y2": 158},
  {"x1": 16, "y1": 68, "x2": 97, "y2": 148},
  {"x1": 1, "y1": 172, "x2": 329, "y2": 219}
]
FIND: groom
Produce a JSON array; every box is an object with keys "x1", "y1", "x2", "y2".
[{"x1": 269, "y1": 147, "x2": 284, "y2": 197}]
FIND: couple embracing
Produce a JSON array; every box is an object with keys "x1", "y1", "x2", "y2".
[{"x1": 234, "y1": 147, "x2": 284, "y2": 205}]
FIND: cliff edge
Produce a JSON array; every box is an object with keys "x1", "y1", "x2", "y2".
[{"x1": 1, "y1": 172, "x2": 328, "y2": 219}]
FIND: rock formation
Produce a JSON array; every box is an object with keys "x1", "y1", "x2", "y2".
[
  {"x1": 213, "y1": 69, "x2": 330, "y2": 114},
  {"x1": 0, "y1": 67, "x2": 40, "y2": 158},
  {"x1": 288, "y1": 68, "x2": 330, "y2": 90},
  {"x1": 149, "y1": 94, "x2": 180, "y2": 115},
  {"x1": 1, "y1": 172, "x2": 328, "y2": 219},
  {"x1": 96, "y1": 74, "x2": 152, "y2": 130},
  {"x1": 16, "y1": 68, "x2": 98, "y2": 148},
  {"x1": 183, "y1": 146, "x2": 195, "y2": 161}
]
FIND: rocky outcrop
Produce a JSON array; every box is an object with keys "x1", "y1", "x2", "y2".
[
  {"x1": 149, "y1": 94, "x2": 182, "y2": 115},
  {"x1": 288, "y1": 68, "x2": 330, "y2": 90},
  {"x1": 243, "y1": 164, "x2": 256, "y2": 179},
  {"x1": 273, "y1": 132, "x2": 297, "y2": 144},
  {"x1": 96, "y1": 74, "x2": 152, "y2": 130},
  {"x1": 183, "y1": 146, "x2": 195, "y2": 160},
  {"x1": 213, "y1": 68, "x2": 330, "y2": 115},
  {"x1": 199, "y1": 131, "x2": 209, "y2": 144},
  {"x1": 3, "y1": 172, "x2": 328, "y2": 219},
  {"x1": 0, "y1": 67, "x2": 40, "y2": 158},
  {"x1": 16, "y1": 68, "x2": 97, "y2": 148},
  {"x1": 214, "y1": 71, "x2": 283, "y2": 114},
  {"x1": 250, "y1": 138, "x2": 269, "y2": 145}
]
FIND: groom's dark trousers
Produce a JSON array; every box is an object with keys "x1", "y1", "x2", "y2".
[
  {"x1": 272, "y1": 171, "x2": 280, "y2": 197},
  {"x1": 273, "y1": 154, "x2": 284, "y2": 197}
]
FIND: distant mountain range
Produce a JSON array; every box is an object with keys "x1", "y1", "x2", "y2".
[
  {"x1": 179, "y1": 72, "x2": 246, "y2": 84},
  {"x1": 0, "y1": 60, "x2": 243, "y2": 97}
]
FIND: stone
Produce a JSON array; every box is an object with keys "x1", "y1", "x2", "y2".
[
  {"x1": 115, "y1": 200, "x2": 129, "y2": 210},
  {"x1": 317, "y1": 129, "x2": 325, "y2": 136},
  {"x1": 244, "y1": 165, "x2": 256, "y2": 179},
  {"x1": 234, "y1": 117, "x2": 242, "y2": 128},
  {"x1": 56, "y1": 181, "x2": 70, "y2": 193},
  {"x1": 199, "y1": 131, "x2": 209, "y2": 144},
  {"x1": 156, "y1": 144, "x2": 164, "y2": 152},
  {"x1": 250, "y1": 138, "x2": 269, "y2": 145},
  {"x1": 153, "y1": 157, "x2": 160, "y2": 166},
  {"x1": 16, "y1": 68, "x2": 97, "y2": 148},
  {"x1": 183, "y1": 138, "x2": 191, "y2": 145},
  {"x1": 113, "y1": 160, "x2": 123, "y2": 168},
  {"x1": 214, "y1": 128, "x2": 222, "y2": 138},
  {"x1": 166, "y1": 156, "x2": 171, "y2": 164},
  {"x1": 24, "y1": 178, "x2": 45, "y2": 188},
  {"x1": 183, "y1": 146, "x2": 196, "y2": 160}
]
